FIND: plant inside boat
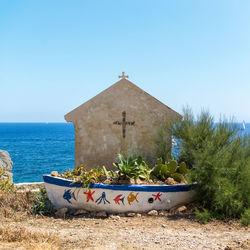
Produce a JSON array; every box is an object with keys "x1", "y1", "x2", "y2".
[
  {"x1": 113, "y1": 154, "x2": 150, "y2": 182},
  {"x1": 60, "y1": 165, "x2": 116, "y2": 189},
  {"x1": 150, "y1": 158, "x2": 187, "y2": 183},
  {"x1": 59, "y1": 154, "x2": 188, "y2": 186}
]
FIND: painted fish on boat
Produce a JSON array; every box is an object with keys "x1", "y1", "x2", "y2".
[
  {"x1": 43, "y1": 175, "x2": 196, "y2": 213},
  {"x1": 114, "y1": 194, "x2": 125, "y2": 205},
  {"x1": 127, "y1": 192, "x2": 139, "y2": 205},
  {"x1": 63, "y1": 189, "x2": 76, "y2": 204}
]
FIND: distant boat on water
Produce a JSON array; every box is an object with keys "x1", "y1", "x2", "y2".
[{"x1": 242, "y1": 120, "x2": 246, "y2": 130}]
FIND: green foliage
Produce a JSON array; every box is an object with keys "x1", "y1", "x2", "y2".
[
  {"x1": 154, "y1": 119, "x2": 174, "y2": 162},
  {"x1": 61, "y1": 164, "x2": 115, "y2": 190},
  {"x1": 113, "y1": 154, "x2": 150, "y2": 180},
  {"x1": 177, "y1": 162, "x2": 187, "y2": 174},
  {"x1": 195, "y1": 208, "x2": 211, "y2": 224},
  {"x1": 241, "y1": 208, "x2": 250, "y2": 226},
  {"x1": 0, "y1": 168, "x2": 14, "y2": 193},
  {"x1": 31, "y1": 188, "x2": 55, "y2": 215},
  {"x1": 150, "y1": 158, "x2": 187, "y2": 182},
  {"x1": 173, "y1": 107, "x2": 250, "y2": 224}
]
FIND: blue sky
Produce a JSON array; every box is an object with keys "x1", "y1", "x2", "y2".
[{"x1": 1, "y1": 0, "x2": 250, "y2": 122}]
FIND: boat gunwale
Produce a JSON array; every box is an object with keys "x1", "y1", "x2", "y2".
[{"x1": 43, "y1": 174, "x2": 196, "y2": 192}]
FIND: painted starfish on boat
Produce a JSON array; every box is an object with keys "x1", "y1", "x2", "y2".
[
  {"x1": 127, "y1": 192, "x2": 139, "y2": 205},
  {"x1": 152, "y1": 192, "x2": 162, "y2": 201},
  {"x1": 113, "y1": 194, "x2": 125, "y2": 205},
  {"x1": 84, "y1": 190, "x2": 95, "y2": 202}
]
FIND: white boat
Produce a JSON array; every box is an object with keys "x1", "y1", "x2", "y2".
[
  {"x1": 43, "y1": 174, "x2": 196, "y2": 213},
  {"x1": 242, "y1": 120, "x2": 246, "y2": 130}
]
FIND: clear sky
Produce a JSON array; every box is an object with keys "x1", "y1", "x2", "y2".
[{"x1": 1, "y1": 0, "x2": 250, "y2": 122}]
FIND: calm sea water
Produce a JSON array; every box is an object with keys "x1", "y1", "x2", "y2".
[
  {"x1": 0, "y1": 122, "x2": 249, "y2": 183},
  {"x1": 0, "y1": 123, "x2": 74, "y2": 183}
]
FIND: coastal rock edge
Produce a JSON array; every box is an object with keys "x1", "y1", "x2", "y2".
[{"x1": 0, "y1": 149, "x2": 13, "y2": 182}]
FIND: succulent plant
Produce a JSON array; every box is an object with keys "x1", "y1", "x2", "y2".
[
  {"x1": 150, "y1": 158, "x2": 187, "y2": 183},
  {"x1": 113, "y1": 154, "x2": 150, "y2": 181}
]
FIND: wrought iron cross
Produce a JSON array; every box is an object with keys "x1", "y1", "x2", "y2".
[
  {"x1": 118, "y1": 72, "x2": 128, "y2": 79},
  {"x1": 113, "y1": 111, "x2": 135, "y2": 138}
]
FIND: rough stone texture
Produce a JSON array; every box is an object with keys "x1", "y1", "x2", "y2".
[
  {"x1": 51, "y1": 171, "x2": 59, "y2": 177},
  {"x1": 127, "y1": 212, "x2": 136, "y2": 217},
  {"x1": 109, "y1": 215, "x2": 120, "y2": 220},
  {"x1": 177, "y1": 205, "x2": 187, "y2": 213},
  {"x1": 165, "y1": 177, "x2": 178, "y2": 185},
  {"x1": 65, "y1": 78, "x2": 181, "y2": 170},
  {"x1": 96, "y1": 211, "x2": 107, "y2": 218},
  {"x1": 0, "y1": 149, "x2": 13, "y2": 181},
  {"x1": 147, "y1": 210, "x2": 158, "y2": 216},
  {"x1": 73, "y1": 209, "x2": 89, "y2": 216},
  {"x1": 55, "y1": 208, "x2": 68, "y2": 218}
]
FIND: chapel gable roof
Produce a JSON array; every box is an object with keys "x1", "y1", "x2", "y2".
[{"x1": 64, "y1": 78, "x2": 181, "y2": 122}]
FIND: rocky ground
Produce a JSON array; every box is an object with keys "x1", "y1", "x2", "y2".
[{"x1": 1, "y1": 212, "x2": 249, "y2": 250}]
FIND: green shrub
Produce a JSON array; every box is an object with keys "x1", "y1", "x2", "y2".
[
  {"x1": 0, "y1": 168, "x2": 14, "y2": 193},
  {"x1": 173, "y1": 107, "x2": 250, "y2": 223},
  {"x1": 195, "y1": 208, "x2": 211, "y2": 224},
  {"x1": 31, "y1": 188, "x2": 55, "y2": 216},
  {"x1": 154, "y1": 119, "x2": 176, "y2": 163},
  {"x1": 241, "y1": 208, "x2": 250, "y2": 226}
]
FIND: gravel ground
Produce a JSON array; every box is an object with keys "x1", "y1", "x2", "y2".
[{"x1": 2, "y1": 213, "x2": 249, "y2": 250}]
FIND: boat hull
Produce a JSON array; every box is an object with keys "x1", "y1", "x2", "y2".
[{"x1": 43, "y1": 175, "x2": 196, "y2": 213}]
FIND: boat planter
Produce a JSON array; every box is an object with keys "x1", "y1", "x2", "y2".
[{"x1": 43, "y1": 174, "x2": 196, "y2": 213}]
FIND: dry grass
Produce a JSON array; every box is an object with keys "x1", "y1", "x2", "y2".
[
  {"x1": 0, "y1": 225, "x2": 61, "y2": 250},
  {"x1": 0, "y1": 188, "x2": 62, "y2": 249},
  {"x1": 0, "y1": 190, "x2": 33, "y2": 221}
]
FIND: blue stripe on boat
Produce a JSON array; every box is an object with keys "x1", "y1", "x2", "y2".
[{"x1": 43, "y1": 175, "x2": 196, "y2": 192}]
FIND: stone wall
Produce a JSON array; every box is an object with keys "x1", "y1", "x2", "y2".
[
  {"x1": 0, "y1": 149, "x2": 13, "y2": 182},
  {"x1": 65, "y1": 79, "x2": 182, "y2": 170}
]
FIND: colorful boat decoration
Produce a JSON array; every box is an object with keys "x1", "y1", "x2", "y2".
[{"x1": 43, "y1": 174, "x2": 196, "y2": 213}]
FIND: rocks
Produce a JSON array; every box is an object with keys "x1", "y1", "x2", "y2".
[
  {"x1": 135, "y1": 178, "x2": 144, "y2": 184},
  {"x1": 109, "y1": 215, "x2": 120, "y2": 220},
  {"x1": 177, "y1": 206, "x2": 187, "y2": 213},
  {"x1": 117, "y1": 213, "x2": 126, "y2": 217},
  {"x1": 165, "y1": 177, "x2": 177, "y2": 185},
  {"x1": 73, "y1": 209, "x2": 89, "y2": 216},
  {"x1": 170, "y1": 205, "x2": 187, "y2": 215},
  {"x1": 127, "y1": 213, "x2": 136, "y2": 217},
  {"x1": 159, "y1": 211, "x2": 167, "y2": 216},
  {"x1": 55, "y1": 207, "x2": 68, "y2": 218},
  {"x1": 147, "y1": 210, "x2": 158, "y2": 216},
  {"x1": 51, "y1": 171, "x2": 59, "y2": 177},
  {"x1": 96, "y1": 211, "x2": 107, "y2": 218},
  {"x1": 0, "y1": 150, "x2": 13, "y2": 182},
  {"x1": 15, "y1": 182, "x2": 45, "y2": 192},
  {"x1": 118, "y1": 179, "x2": 135, "y2": 184}
]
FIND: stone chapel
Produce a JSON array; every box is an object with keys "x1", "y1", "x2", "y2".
[{"x1": 65, "y1": 73, "x2": 181, "y2": 170}]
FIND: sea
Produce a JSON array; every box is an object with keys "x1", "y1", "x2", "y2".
[{"x1": 0, "y1": 122, "x2": 249, "y2": 183}]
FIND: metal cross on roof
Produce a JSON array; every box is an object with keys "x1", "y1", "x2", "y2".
[
  {"x1": 118, "y1": 72, "x2": 129, "y2": 79},
  {"x1": 113, "y1": 111, "x2": 135, "y2": 138}
]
